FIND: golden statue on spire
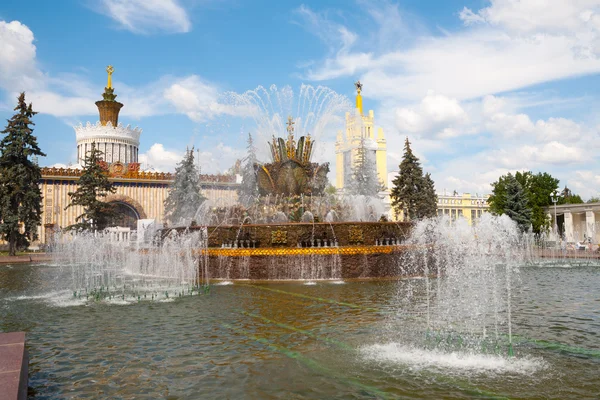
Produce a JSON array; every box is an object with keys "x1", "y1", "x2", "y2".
[
  {"x1": 354, "y1": 80, "x2": 363, "y2": 94},
  {"x1": 106, "y1": 65, "x2": 114, "y2": 89},
  {"x1": 354, "y1": 80, "x2": 363, "y2": 115}
]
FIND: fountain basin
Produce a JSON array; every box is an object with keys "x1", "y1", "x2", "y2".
[{"x1": 167, "y1": 221, "x2": 415, "y2": 279}]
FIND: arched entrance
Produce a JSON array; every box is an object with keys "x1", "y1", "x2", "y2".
[
  {"x1": 103, "y1": 194, "x2": 147, "y2": 230},
  {"x1": 108, "y1": 201, "x2": 140, "y2": 230}
]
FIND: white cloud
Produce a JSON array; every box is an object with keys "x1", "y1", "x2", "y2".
[
  {"x1": 0, "y1": 21, "x2": 43, "y2": 92},
  {"x1": 139, "y1": 142, "x2": 244, "y2": 174},
  {"x1": 461, "y1": 0, "x2": 600, "y2": 35},
  {"x1": 164, "y1": 76, "x2": 256, "y2": 122},
  {"x1": 98, "y1": 0, "x2": 191, "y2": 34},
  {"x1": 0, "y1": 20, "x2": 239, "y2": 123},
  {"x1": 395, "y1": 91, "x2": 469, "y2": 137},
  {"x1": 535, "y1": 118, "x2": 583, "y2": 142},
  {"x1": 297, "y1": 2, "x2": 600, "y2": 101},
  {"x1": 138, "y1": 143, "x2": 183, "y2": 172},
  {"x1": 386, "y1": 90, "x2": 599, "y2": 198}
]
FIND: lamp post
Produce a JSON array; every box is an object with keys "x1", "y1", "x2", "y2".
[{"x1": 551, "y1": 190, "x2": 559, "y2": 239}]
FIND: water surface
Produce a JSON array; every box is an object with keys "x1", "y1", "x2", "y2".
[{"x1": 1, "y1": 263, "x2": 599, "y2": 399}]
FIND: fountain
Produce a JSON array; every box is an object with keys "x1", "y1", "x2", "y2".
[
  {"x1": 162, "y1": 114, "x2": 409, "y2": 281},
  {"x1": 3, "y1": 203, "x2": 600, "y2": 398},
  {"x1": 2, "y1": 83, "x2": 598, "y2": 399}
]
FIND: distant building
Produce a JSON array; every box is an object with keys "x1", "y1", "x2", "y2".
[
  {"x1": 546, "y1": 203, "x2": 600, "y2": 244},
  {"x1": 335, "y1": 81, "x2": 387, "y2": 190},
  {"x1": 437, "y1": 192, "x2": 490, "y2": 225},
  {"x1": 36, "y1": 66, "x2": 238, "y2": 244}
]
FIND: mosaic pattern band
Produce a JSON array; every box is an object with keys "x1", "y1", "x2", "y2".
[{"x1": 199, "y1": 245, "x2": 409, "y2": 257}]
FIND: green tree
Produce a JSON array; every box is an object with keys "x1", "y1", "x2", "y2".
[
  {"x1": 237, "y1": 133, "x2": 259, "y2": 205},
  {"x1": 587, "y1": 196, "x2": 600, "y2": 204},
  {"x1": 489, "y1": 171, "x2": 559, "y2": 234},
  {"x1": 504, "y1": 173, "x2": 531, "y2": 232},
  {"x1": 415, "y1": 173, "x2": 438, "y2": 218},
  {"x1": 164, "y1": 148, "x2": 206, "y2": 225},
  {"x1": 66, "y1": 143, "x2": 116, "y2": 231},
  {"x1": 347, "y1": 137, "x2": 383, "y2": 197},
  {"x1": 0, "y1": 93, "x2": 46, "y2": 255},
  {"x1": 390, "y1": 138, "x2": 437, "y2": 220}
]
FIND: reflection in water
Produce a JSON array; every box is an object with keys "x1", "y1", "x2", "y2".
[{"x1": 0, "y1": 263, "x2": 599, "y2": 399}]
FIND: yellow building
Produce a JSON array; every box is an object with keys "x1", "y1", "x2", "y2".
[
  {"x1": 335, "y1": 81, "x2": 387, "y2": 190},
  {"x1": 36, "y1": 67, "x2": 238, "y2": 244},
  {"x1": 436, "y1": 192, "x2": 490, "y2": 224}
]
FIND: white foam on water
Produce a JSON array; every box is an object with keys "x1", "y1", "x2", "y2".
[
  {"x1": 216, "y1": 281, "x2": 234, "y2": 286},
  {"x1": 360, "y1": 342, "x2": 547, "y2": 375},
  {"x1": 159, "y1": 298, "x2": 175, "y2": 303},
  {"x1": 49, "y1": 297, "x2": 89, "y2": 308},
  {"x1": 330, "y1": 280, "x2": 345, "y2": 285},
  {"x1": 303, "y1": 281, "x2": 317, "y2": 286},
  {"x1": 5, "y1": 290, "x2": 73, "y2": 302}
]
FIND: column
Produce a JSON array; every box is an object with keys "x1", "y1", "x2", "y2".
[
  {"x1": 564, "y1": 211, "x2": 574, "y2": 243},
  {"x1": 586, "y1": 210, "x2": 595, "y2": 244}
]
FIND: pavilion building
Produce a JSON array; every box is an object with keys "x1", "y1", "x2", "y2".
[
  {"x1": 36, "y1": 67, "x2": 238, "y2": 244},
  {"x1": 335, "y1": 82, "x2": 387, "y2": 190}
]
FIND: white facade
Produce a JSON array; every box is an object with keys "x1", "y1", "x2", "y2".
[{"x1": 75, "y1": 121, "x2": 141, "y2": 164}]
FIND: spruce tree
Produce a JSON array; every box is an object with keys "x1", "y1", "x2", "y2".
[
  {"x1": 0, "y1": 93, "x2": 46, "y2": 255},
  {"x1": 504, "y1": 173, "x2": 531, "y2": 232},
  {"x1": 66, "y1": 143, "x2": 116, "y2": 231},
  {"x1": 237, "y1": 133, "x2": 259, "y2": 205},
  {"x1": 347, "y1": 137, "x2": 382, "y2": 197},
  {"x1": 390, "y1": 138, "x2": 437, "y2": 220},
  {"x1": 415, "y1": 172, "x2": 438, "y2": 218},
  {"x1": 164, "y1": 148, "x2": 206, "y2": 226}
]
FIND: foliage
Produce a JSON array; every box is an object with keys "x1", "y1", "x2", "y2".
[
  {"x1": 325, "y1": 184, "x2": 337, "y2": 196},
  {"x1": 503, "y1": 173, "x2": 532, "y2": 233},
  {"x1": 415, "y1": 173, "x2": 438, "y2": 218},
  {"x1": 0, "y1": 93, "x2": 46, "y2": 255},
  {"x1": 164, "y1": 148, "x2": 206, "y2": 226},
  {"x1": 488, "y1": 171, "x2": 558, "y2": 234},
  {"x1": 66, "y1": 143, "x2": 116, "y2": 231},
  {"x1": 346, "y1": 138, "x2": 383, "y2": 197},
  {"x1": 587, "y1": 196, "x2": 600, "y2": 204},
  {"x1": 237, "y1": 133, "x2": 259, "y2": 205},
  {"x1": 390, "y1": 138, "x2": 437, "y2": 220}
]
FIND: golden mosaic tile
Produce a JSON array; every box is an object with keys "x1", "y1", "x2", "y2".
[{"x1": 201, "y1": 245, "x2": 407, "y2": 257}]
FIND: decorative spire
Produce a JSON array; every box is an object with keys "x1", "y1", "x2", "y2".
[
  {"x1": 286, "y1": 116, "x2": 296, "y2": 159},
  {"x1": 354, "y1": 80, "x2": 363, "y2": 115},
  {"x1": 96, "y1": 65, "x2": 123, "y2": 126}
]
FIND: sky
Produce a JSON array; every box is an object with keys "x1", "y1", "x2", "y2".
[{"x1": 2, "y1": 0, "x2": 600, "y2": 198}]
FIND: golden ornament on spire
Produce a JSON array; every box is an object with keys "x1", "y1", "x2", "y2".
[
  {"x1": 354, "y1": 80, "x2": 363, "y2": 115},
  {"x1": 106, "y1": 65, "x2": 114, "y2": 89}
]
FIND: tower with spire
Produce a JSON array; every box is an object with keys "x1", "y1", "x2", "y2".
[
  {"x1": 335, "y1": 81, "x2": 387, "y2": 190},
  {"x1": 74, "y1": 66, "x2": 142, "y2": 166}
]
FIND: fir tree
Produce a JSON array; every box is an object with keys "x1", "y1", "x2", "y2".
[
  {"x1": 504, "y1": 173, "x2": 531, "y2": 232},
  {"x1": 390, "y1": 138, "x2": 437, "y2": 220},
  {"x1": 237, "y1": 133, "x2": 259, "y2": 205},
  {"x1": 66, "y1": 143, "x2": 116, "y2": 231},
  {"x1": 415, "y1": 173, "x2": 438, "y2": 218},
  {"x1": 164, "y1": 148, "x2": 206, "y2": 225},
  {"x1": 0, "y1": 93, "x2": 46, "y2": 256},
  {"x1": 346, "y1": 137, "x2": 382, "y2": 197}
]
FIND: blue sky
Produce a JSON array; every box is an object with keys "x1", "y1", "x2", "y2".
[{"x1": 1, "y1": 0, "x2": 600, "y2": 198}]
